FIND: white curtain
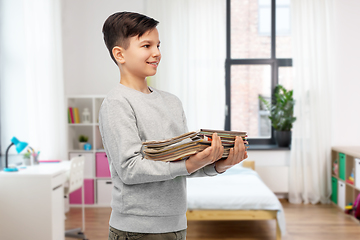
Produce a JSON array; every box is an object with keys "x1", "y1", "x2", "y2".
[
  {"x1": 0, "y1": 0, "x2": 66, "y2": 160},
  {"x1": 145, "y1": 0, "x2": 226, "y2": 132},
  {"x1": 289, "y1": 0, "x2": 334, "y2": 204}
]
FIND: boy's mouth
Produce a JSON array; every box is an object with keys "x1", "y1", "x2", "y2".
[{"x1": 147, "y1": 61, "x2": 159, "y2": 67}]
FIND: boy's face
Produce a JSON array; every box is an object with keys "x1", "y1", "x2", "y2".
[{"x1": 119, "y1": 28, "x2": 161, "y2": 79}]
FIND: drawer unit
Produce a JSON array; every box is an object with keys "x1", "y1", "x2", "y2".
[
  {"x1": 96, "y1": 152, "x2": 111, "y2": 177},
  {"x1": 69, "y1": 152, "x2": 95, "y2": 178},
  {"x1": 51, "y1": 172, "x2": 66, "y2": 190},
  {"x1": 69, "y1": 179, "x2": 94, "y2": 204},
  {"x1": 97, "y1": 179, "x2": 113, "y2": 205},
  {"x1": 0, "y1": 163, "x2": 67, "y2": 240}
]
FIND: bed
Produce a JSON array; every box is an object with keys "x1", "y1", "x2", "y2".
[{"x1": 186, "y1": 161, "x2": 286, "y2": 240}]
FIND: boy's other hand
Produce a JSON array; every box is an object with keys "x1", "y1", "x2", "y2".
[
  {"x1": 185, "y1": 133, "x2": 224, "y2": 174},
  {"x1": 214, "y1": 136, "x2": 248, "y2": 173}
]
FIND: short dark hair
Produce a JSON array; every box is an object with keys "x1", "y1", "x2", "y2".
[{"x1": 102, "y1": 12, "x2": 159, "y2": 65}]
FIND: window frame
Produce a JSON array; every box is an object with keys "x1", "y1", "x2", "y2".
[{"x1": 224, "y1": 0, "x2": 292, "y2": 146}]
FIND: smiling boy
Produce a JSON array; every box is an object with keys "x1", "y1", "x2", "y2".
[{"x1": 99, "y1": 12, "x2": 247, "y2": 240}]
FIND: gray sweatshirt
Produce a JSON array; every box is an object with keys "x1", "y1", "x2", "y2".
[{"x1": 99, "y1": 83, "x2": 217, "y2": 233}]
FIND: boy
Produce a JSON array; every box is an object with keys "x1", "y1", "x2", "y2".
[{"x1": 99, "y1": 12, "x2": 248, "y2": 240}]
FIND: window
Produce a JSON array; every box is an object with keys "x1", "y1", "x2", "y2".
[{"x1": 225, "y1": 0, "x2": 292, "y2": 145}]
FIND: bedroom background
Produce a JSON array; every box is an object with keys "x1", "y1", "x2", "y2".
[{"x1": 1, "y1": 0, "x2": 360, "y2": 204}]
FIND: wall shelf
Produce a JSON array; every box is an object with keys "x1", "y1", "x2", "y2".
[
  {"x1": 331, "y1": 146, "x2": 360, "y2": 223},
  {"x1": 66, "y1": 95, "x2": 113, "y2": 207}
]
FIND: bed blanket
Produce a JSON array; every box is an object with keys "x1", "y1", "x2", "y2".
[{"x1": 187, "y1": 164, "x2": 286, "y2": 236}]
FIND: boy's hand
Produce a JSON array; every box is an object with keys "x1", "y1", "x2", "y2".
[
  {"x1": 185, "y1": 133, "x2": 224, "y2": 174},
  {"x1": 214, "y1": 136, "x2": 248, "y2": 173}
]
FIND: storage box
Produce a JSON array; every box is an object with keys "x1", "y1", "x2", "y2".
[
  {"x1": 97, "y1": 179, "x2": 113, "y2": 206},
  {"x1": 338, "y1": 180, "x2": 345, "y2": 209},
  {"x1": 69, "y1": 179, "x2": 94, "y2": 204},
  {"x1": 331, "y1": 176, "x2": 338, "y2": 204},
  {"x1": 69, "y1": 152, "x2": 94, "y2": 178},
  {"x1": 96, "y1": 152, "x2": 111, "y2": 177},
  {"x1": 339, "y1": 153, "x2": 346, "y2": 181},
  {"x1": 356, "y1": 158, "x2": 360, "y2": 189}
]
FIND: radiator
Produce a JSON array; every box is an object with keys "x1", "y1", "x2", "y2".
[{"x1": 256, "y1": 166, "x2": 289, "y2": 193}]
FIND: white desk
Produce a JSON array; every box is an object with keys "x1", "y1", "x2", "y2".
[{"x1": 0, "y1": 162, "x2": 70, "y2": 240}]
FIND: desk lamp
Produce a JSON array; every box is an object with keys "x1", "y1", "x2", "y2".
[{"x1": 4, "y1": 137, "x2": 28, "y2": 172}]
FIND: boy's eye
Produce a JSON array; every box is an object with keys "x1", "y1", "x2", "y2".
[
  {"x1": 143, "y1": 45, "x2": 150, "y2": 48},
  {"x1": 157, "y1": 45, "x2": 160, "y2": 49}
]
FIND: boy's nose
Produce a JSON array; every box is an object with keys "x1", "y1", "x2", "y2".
[{"x1": 152, "y1": 49, "x2": 161, "y2": 58}]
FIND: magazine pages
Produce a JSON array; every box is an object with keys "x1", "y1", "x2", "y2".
[{"x1": 142, "y1": 129, "x2": 248, "y2": 162}]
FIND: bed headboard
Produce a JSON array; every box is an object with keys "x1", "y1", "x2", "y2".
[{"x1": 242, "y1": 160, "x2": 255, "y2": 171}]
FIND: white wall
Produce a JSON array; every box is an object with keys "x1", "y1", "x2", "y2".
[
  {"x1": 331, "y1": 0, "x2": 360, "y2": 147},
  {"x1": 62, "y1": 0, "x2": 145, "y2": 95}
]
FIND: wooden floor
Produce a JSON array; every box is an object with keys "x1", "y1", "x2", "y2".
[{"x1": 65, "y1": 200, "x2": 360, "y2": 240}]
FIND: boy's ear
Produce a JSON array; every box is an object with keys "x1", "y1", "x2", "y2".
[{"x1": 112, "y1": 46, "x2": 125, "y2": 64}]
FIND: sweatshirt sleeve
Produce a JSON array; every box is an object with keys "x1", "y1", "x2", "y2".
[
  {"x1": 99, "y1": 97, "x2": 190, "y2": 185},
  {"x1": 187, "y1": 163, "x2": 219, "y2": 177}
]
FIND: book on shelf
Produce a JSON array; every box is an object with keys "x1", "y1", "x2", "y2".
[
  {"x1": 142, "y1": 129, "x2": 248, "y2": 162},
  {"x1": 74, "y1": 107, "x2": 80, "y2": 123},
  {"x1": 68, "y1": 107, "x2": 75, "y2": 123},
  {"x1": 68, "y1": 108, "x2": 72, "y2": 123},
  {"x1": 68, "y1": 107, "x2": 81, "y2": 124}
]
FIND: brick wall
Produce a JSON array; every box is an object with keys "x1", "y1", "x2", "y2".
[{"x1": 230, "y1": 0, "x2": 292, "y2": 137}]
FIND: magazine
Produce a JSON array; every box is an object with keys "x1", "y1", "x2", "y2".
[{"x1": 142, "y1": 129, "x2": 248, "y2": 162}]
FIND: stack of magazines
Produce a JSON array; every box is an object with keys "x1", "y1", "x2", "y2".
[{"x1": 142, "y1": 129, "x2": 248, "y2": 162}]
